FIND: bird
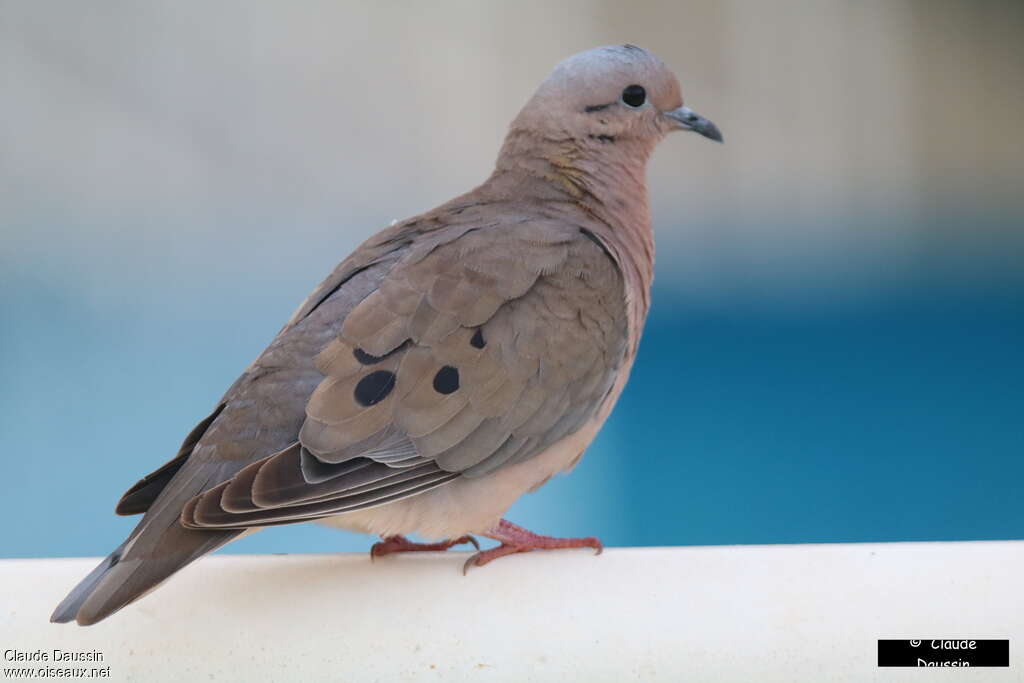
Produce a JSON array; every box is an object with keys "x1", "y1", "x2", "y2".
[{"x1": 52, "y1": 44, "x2": 722, "y2": 626}]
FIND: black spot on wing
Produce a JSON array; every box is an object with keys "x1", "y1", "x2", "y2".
[
  {"x1": 352, "y1": 340, "x2": 410, "y2": 365},
  {"x1": 354, "y1": 347, "x2": 387, "y2": 365},
  {"x1": 432, "y1": 366, "x2": 460, "y2": 395},
  {"x1": 354, "y1": 371, "x2": 396, "y2": 406},
  {"x1": 470, "y1": 329, "x2": 486, "y2": 349}
]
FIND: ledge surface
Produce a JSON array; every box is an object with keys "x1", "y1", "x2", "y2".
[{"x1": 2, "y1": 541, "x2": 1022, "y2": 681}]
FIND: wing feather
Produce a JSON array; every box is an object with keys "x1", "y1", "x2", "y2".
[{"x1": 183, "y1": 216, "x2": 628, "y2": 530}]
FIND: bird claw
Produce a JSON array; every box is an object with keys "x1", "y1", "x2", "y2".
[
  {"x1": 370, "y1": 534, "x2": 479, "y2": 561},
  {"x1": 462, "y1": 544, "x2": 532, "y2": 575},
  {"x1": 461, "y1": 521, "x2": 603, "y2": 574}
]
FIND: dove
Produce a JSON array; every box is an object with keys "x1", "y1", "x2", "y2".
[{"x1": 51, "y1": 44, "x2": 722, "y2": 626}]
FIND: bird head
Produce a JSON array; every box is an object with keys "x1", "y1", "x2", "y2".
[{"x1": 508, "y1": 44, "x2": 723, "y2": 152}]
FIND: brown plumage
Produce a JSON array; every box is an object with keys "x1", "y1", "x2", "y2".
[{"x1": 52, "y1": 44, "x2": 722, "y2": 625}]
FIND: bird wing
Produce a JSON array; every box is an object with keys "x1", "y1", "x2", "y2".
[{"x1": 182, "y1": 207, "x2": 629, "y2": 529}]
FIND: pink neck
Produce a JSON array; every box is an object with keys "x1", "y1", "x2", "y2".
[{"x1": 488, "y1": 130, "x2": 658, "y2": 348}]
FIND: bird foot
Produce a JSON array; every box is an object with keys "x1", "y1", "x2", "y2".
[
  {"x1": 462, "y1": 519, "x2": 603, "y2": 574},
  {"x1": 370, "y1": 534, "x2": 479, "y2": 561}
]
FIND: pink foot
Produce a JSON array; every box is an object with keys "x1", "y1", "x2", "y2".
[
  {"x1": 371, "y1": 534, "x2": 479, "y2": 561},
  {"x1": 463, "y1": 519, "x2": 603, "y2": 574}
]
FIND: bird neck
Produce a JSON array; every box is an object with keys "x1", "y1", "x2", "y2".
[{"x1": 489, "y1": 129, "x2": 657, "y2": 347}]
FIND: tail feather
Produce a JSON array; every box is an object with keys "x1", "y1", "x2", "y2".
[
  {"x1": 88, "y1": 530, "x2": 238, "y2": 625},
  {"x1": 52, "y1": 459, "x2": 243, "y2": 625},
  {"x1": 50, "y1": 542, "x2": 128, "y2": 623}
]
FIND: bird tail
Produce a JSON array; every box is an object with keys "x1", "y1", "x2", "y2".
[
  {"x1": 50, "y1": 526, "x2": 239, "y2": 626},
  {"x1": 50, "y1": 541, "x2": 129, "y2": 624},
  {"x1": 51, "y1": 462, "x2": 243, "y2": 626}
]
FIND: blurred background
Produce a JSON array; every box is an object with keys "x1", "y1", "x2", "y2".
[{"x1": 1, "y1": 0, "x2": 1021, "y2": 558}]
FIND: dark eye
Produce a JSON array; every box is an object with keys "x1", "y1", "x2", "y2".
[{"x1": 621, "y1": 85, "x2": 646, "y2": 108}]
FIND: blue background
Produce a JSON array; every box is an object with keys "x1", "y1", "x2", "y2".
[{"x1": 4, "y1": 239, "x2": 1021, "y2": 558}]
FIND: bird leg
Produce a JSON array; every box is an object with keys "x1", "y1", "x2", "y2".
[
  {"x1": 370, "y1": 534, "x2": 479, "y2": 560},
  {"x1": 463, "y1": 519, "x2": 603, "y2": 574}
]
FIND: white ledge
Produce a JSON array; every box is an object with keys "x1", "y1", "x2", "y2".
[{"x1": 2, "y1": 541, "x2": 1022, "y2": 681}]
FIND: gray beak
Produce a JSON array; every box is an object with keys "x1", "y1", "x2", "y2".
[{"x1": 665, "y1": 106, "x2": 723, "y2": 143}]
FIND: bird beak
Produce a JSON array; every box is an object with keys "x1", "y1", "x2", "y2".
[{"x1": 665, "y1": 106, "x2": 723, "y2": 143}]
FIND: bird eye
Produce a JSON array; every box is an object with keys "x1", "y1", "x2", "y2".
[{"x1": 621, "y1": 85, "x2": 646, "y2": 108}]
